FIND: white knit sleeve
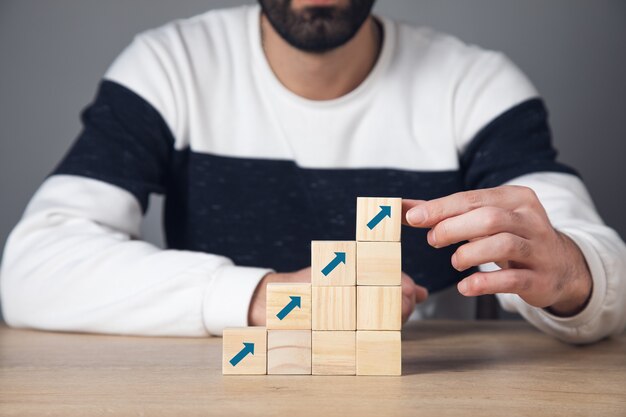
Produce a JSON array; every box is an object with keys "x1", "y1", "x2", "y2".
[{"x1": 0, "y1": 175, "x2": 271, "y2": 336}]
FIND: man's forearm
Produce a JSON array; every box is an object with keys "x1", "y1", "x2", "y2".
[{"x1": 0, "y1": 175, "x2": 270, "y2": 336}]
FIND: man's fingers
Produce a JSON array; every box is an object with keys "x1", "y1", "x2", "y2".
[
  {"x1": 427, "y1": 206, "x2": 531, "y2": 248},
  {"x1": 402, "y1": 293, "x2": 414, "y2": 323},
  {"x1": 457, "y1": 269, "x2": 534, "y2": 297},
  {"x1": 414, "y1": 284, "x2": 429, "y2": 303},
  {"x1": 401, "y1": 272, "x2": 429, "y2": 301},
  {"x1": 405, "y1": 186, "x2": 538, "y2": 228},
  {"x1": 451, "y1": 233, "x2": 532, "y2": 271},
  {"x1": 401, "y1": 199, "x2": 426, "y2": 226},
  {"x1": 400, "y1": 273, "x2": 429, "y2": 323},
  {"x1": 401, "y1": 285, "x2": 428, "y2": 323}
]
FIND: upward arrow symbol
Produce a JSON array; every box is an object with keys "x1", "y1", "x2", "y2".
[
  {"x1": 276, "y1": 296, "x2": 301, "y2": 320},
  {"x1": 229, "y1": 342, "x2": 255, "y2": 367},
  {"x1": 321, "y1": 252, "x2": 346, "y2": 276},
  {"x1": 367, "y1": 205, "x2": 392, "y2": 230}
]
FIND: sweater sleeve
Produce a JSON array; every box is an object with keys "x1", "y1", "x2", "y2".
[
  {"x1": 0, "y1": 175, "x2": 271, "y2": 336},
  {"x1": 0, "y1": 32, "x2": 272, "y2": 337}
]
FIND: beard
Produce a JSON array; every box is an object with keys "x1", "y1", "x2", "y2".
[{"x1": 258, "y1": 0, "x2": 376, "y2": 54}]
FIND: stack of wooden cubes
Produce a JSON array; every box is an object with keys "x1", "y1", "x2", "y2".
[
  {"x1": 222, "y1": 197, "x2": 402, "y2": 376},
  {"x1": 354, "y1": 197, "x2": 402, "y2": 375}
]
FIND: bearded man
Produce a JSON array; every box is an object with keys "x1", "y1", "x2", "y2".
[{"x1": 1, "y1": 1, "x2": 624, "y2": 344}]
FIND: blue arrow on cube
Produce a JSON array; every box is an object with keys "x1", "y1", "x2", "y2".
[
  {"x1": 229, "y1": 342, "x2": 255, "y2": 367},
  {"x1": 367, "y1": 205, "x2": 392, "y2": 230},
  {"x1": 276, "y1": 296, "x2": 301, "y2": 320},
  {"x1": 321, "y1": 252, "x2": 346, "y2": 276}
]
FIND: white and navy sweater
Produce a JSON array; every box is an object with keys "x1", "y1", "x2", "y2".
[{"x1": 1, "y1": 5, "x2": 625, "y2": 342}]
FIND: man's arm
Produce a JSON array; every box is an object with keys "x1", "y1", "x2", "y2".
[
  {"x1": 403, "y1": 173, "x2": 626, "y2": 344},
  {"x1": 403, "y1": 48, "x2": 626, "y2": 343},
  {"x1": 0, "y1": 175, "x2": 272, "y2": 336},
  {"x1": 0, "y1": 31, "x2": 276, "y2": 336}
]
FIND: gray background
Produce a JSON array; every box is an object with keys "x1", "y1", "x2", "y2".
[{"x1": 1, "y1": 1, "x2": 625, "y2": 319}]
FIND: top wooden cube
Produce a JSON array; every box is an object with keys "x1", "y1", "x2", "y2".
[{"x1": 356, "y1": 197, "x2": 402, "y2": 242}]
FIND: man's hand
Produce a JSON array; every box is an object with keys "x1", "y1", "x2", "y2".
[
  {"x1": 403, "y1": 186, "x2": 593, "y2": 316},
  {"x1": 401, "y1": 272, "x2": 429, "y2": 323},
  {"x1": 248, "y1": 267, "x2": 429, "y2": 326}
]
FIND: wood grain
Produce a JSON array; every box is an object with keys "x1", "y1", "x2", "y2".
[
  {"x1": 356, "y1": 241, "x2": 402, "y2": 286},
  {"x1": 267, "y1": 330, "x2": 311, "y2": 375},
  {"x1": 357, "y1": 286, "x2": 402, "y2": 330},
  {"x1": 312, "y1": 286, "x2": 356, "y2": 330},
  {"x1": 312, "y1": 331, "x2": 356, "y2": 375},
  {"x1": 356, "y1": 330, "x2": 401, "y2": 376},
  {"x1": 1, "y1": 322, "x2": 625, "y2": 416}
]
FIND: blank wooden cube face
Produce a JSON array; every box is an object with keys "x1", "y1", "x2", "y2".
[
  {"x1": 222, "y1": 327, "x2": 267, "y2": 375},
  {"x1": 312, "y1": 287, "x2": 356, "y2": 330},
  {"x1": 356, "y1": 331, "x2": 401, "y2": 376},
  {"x1": 266, "y1": 283, "x2": 311, "y2": 330},
  {"x1": 311, "y1": 241, "x2": 356, "y2": 286},
  {"x1": 357, "y1": 286, "x2": 401, "y2": 330},
  {"x1": 356, "y1": 241, "x2": 401, "y2": 286},
  {"x1": 267, "y1": 330, "x2": 312, "y2": 375},
  {"x1": 356, "y1": 197, "x2": 402, "y2": 242},
  {"x1": 312, "y1": 331, "x2": 356, "y2": 375}
]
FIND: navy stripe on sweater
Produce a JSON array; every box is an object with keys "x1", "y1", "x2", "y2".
[{"x1": 53, "y1": 80, "x2": 578, "y2": 293}]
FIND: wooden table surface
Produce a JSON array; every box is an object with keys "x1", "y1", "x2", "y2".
[{"x1": 1, "y1": 321, "x2": 624, "y2": 417}]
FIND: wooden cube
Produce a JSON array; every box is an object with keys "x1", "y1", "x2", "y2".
[
  {"x1": 266, "y1": 283, "x2": 311, "y2": 330},
  {"x1": 356, "y1": 331, "x2": 401, "y2": 376},
  {"x1": 222, "y1": 327, "x2": 267, "y2": 375},
  {"x1": 356, "y1": 241, "x2": 402, "y2": 286},
  {"x1": 267, "y1": 330, "x2": 312, "y2": 375},
  {"x1": 312, "y1": 331, "x2": 356, "y2": 375},
  {"x1": 357, "y1": 286, "x2": 401, "y2": 330},
  {"x1": 356, "y1": 197, "x2": 402, "y2": 242},
  {"x1": 311, "y1": 241, "x2": 356, "y2": 286},
  {"x1": 312, "y1": 287, "x2": 356, "y2": 330}
]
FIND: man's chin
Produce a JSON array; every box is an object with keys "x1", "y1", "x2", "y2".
[{"x1": 260, "y1": 0, "x2": 375, "y2": 53}]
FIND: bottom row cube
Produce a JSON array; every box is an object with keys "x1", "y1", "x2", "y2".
[
  {"x1": 312, "y1": 331, "x2": 356, "y2": 375},
  {"x1": 268, "y1": 330, "x2": 312, "y2": 374},
  {"x1": 222, "y1": 327, "x2": 267, "y2": 375},
  {"x1": 356, "y1": 331, "x2": 402, "y2": 376},
  {"x1": 222, "y1": 327, "x2": 401, "y2": 376}
]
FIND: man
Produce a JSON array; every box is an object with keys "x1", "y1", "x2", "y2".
[{"x1": 1, "y1": 0, "x2": 624, "y2": 343}]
